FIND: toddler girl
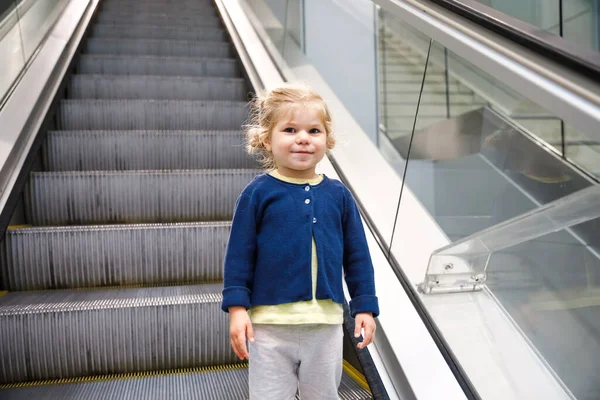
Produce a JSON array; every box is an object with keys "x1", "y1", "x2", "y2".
[{"x1": 221, "y1": 83, "x2": 379, "y2": 399}]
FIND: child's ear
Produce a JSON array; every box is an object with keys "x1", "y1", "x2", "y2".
[{"x1": 263, "y1": 136, "x2": 272, "y2": 152}]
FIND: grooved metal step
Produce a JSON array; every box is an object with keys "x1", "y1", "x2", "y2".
[
  {"x1": 0, "y1": 367, "x2": 372, "y2": 399},
  {"x1": 1, "y1": 222, "x2": 231, "y2": 291},
  {"x1": 85, "y1": 38, "x2": 231, "y2": 58},
  {"x1": 25, "y1": 169, "x2": 261, "y2": 226},
  {"x1": 102, "y1": 0, "x2": 214, "y2": 6},
  {"x1": 69, "y1": 75, "x2": 247, "y2": 100},
  {"x1": 57, "y1": 99, "x2": 247, "y2": 130},
  {"x1": 90, "y1": 24, "x2": 227, "y2": 41},
  {"x1": 102, "y1": 0, "x2": 212, "y2": 2},
  {"x1": 96, "y1": 12, "x2": 221, "y2": 27},
  {"x1": 100, "y1": 3, "x2": 217, "y2": 10},
  {"x1": 0, "y1": 284, "x2": 235, "y2": 384},
  {"x1": 45, "y1": 130, "x2": 256, "y2": 171},
  {"x1": 98, "y1": 9, "x2": 218, "y2": 19},
  {"x1": 100, "y1": 4, "x2": 218, "y2": 14},
  {"x1": 77, "y1": 55, "x2": 240, "y2": 77}
]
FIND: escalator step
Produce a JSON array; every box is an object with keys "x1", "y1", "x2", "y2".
[
  {"x1": 69, "y1": 75, "x2": 247, "y2": 100},
  {"x1": 85, "y1": 38, "x2": 231, "y2": 58},
  {"x1": 100, "y1": 0, "x2": 216, "y2": 10},
  {"x1": 57, "y1": 99, "x2": 246, "y2": 130},
  {"x1": 77, "y1": 55, "x2": 240, "y2": 77},
  {"x1": 0, "y1": 367, "x2": 372, "y2": 399},
  {"x1": 90, "y1": 24, "x2": 227, "y2": 41},
  {"x1": 26, "y1": 169, "x2": 261, "y2": 226},
  {"x1": 0, "y1": 284, "x2": 236, "y2": 384},
  {"x1": 0, "y1": 367, "x2": 250, "y2": 399},
  {"x1": 102, "y1": 0, "x2": 214, "y2": 5},
  {"x1": 2, "y1": 222, "x2": 231, "y2": 291},
  {"x1": 45, "y1": 130, "x2": 256, "y2": 171},
  {"x1": 95, "y1": 12, "x2": 221, "y2": 27},
  {"x1": 100, "y1": 5, "x2": 217, "y2": 13}
]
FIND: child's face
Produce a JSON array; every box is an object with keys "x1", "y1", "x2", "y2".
[{"x1": 264, "y1": 103, "x2": 327, "y2": 179}]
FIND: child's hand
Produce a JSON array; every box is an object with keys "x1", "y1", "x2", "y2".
[
  {"x1": 354, "y1": 312, "x2": 376, "y2": 349},
  {"x1": 228, "y1": 306, "x2": 255, "y2": 360}
]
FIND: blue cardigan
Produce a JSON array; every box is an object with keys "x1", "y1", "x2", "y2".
[{"x1": 221, "y1": 173, "x2": 379, "y2": 318}]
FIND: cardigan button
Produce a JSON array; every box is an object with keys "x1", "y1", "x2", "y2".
[
  {"x1": 305, "y1": 186, "x2": 310, "y2": 191},
  {"x1": 313, "y1": 217, "x2": 317, "y2": 223},
  {"x1": 305, "y1": 199, "x2": 311, "y2": 204}
]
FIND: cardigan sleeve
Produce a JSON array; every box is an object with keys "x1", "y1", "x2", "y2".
[
  {"x1": 221, "y1": 191, "x2": 257, "y2": 313},
  {"x1": 342, "y1": 188, "x2": 380, "y2": 318}
]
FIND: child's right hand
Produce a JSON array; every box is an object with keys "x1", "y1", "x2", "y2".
[{"x1": 228, "y1": 306, "x2": 255, "y2": 360}]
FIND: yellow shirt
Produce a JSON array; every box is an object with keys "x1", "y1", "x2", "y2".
[{"x1": 248, "y1": 170, "x2": 344, "y2": 324}]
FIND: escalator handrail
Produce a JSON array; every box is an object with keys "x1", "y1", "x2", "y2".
[{"x1": 427, "y1": 0, "x2": 600, "y2": 80}]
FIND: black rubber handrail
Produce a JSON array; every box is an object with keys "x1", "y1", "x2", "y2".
[{"x1": 429, "y1": 0, "x2": 600, "y2": 80}]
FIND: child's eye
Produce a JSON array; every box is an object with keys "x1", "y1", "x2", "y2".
[
  {"x1": 283, "y1": 127, "x2": 295, "y2": 133},
  {"x1": 309, "y1": 128, "x2": 321, "y2": 134}
]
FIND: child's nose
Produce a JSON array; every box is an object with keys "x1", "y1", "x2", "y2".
[{"x1": 296, "y1": 131, "x2": 310, "y2": 143}]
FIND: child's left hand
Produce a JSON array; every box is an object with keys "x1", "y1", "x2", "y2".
[{"x1": 354, "y1": 312, "x2": 376, "y2": 349}]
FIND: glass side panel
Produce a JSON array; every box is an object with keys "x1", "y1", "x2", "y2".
[
  {"x1": 393, "y1": 28, "x2": 600, "y2": 400},
  {"x1": 472, "y1": 0, "x2": 600, "y2": 53},
  {"x1": 378, "y1": 12, "x2": 429, "y2": 158},
  {"x1": 245, "y1": 0, "x2": 292, "y2": 56},
  {"x1": 0, "y1": 0, "x2": 70, "y2": 110},
  {"x1": 423, "y1": 185, "x2": 600, "y2": 294},
  {"x1": 17, "y1": 0, "x2": 68, "y2": 61},
  {"x1": 0, "y1": 1, "x2": 24, "y2": 107}
]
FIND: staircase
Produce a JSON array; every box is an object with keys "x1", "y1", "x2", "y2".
[{"x1": 0, "y1": 0, "x2": 372, "y2": 398}]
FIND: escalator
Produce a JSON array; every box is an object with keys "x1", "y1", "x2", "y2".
[{"x1": 0, "y1": 0, "x2": 375, "y2": 398}]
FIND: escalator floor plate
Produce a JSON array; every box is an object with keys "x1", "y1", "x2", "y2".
[{"x1": 0, "y1": 365, "x2": 371, "y2": 399}]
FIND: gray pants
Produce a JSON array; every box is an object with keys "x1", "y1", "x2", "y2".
[{"x1": 248, "y1": 324, "x2": 343, "y2": 400}]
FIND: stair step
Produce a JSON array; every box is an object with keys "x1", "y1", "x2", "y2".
[
  {"x1": 0, "y1": 366, "x2": 371, "y2": 399},
  {"x1": 95, "y1": 12, "x2": 221, "y2": 27},
  {"x1": 57, "y1": 99, "x2": 247, "y2": 130},
  {"x1": 90, "y1": 24, "x2": 227, "y2": 41},
  {"x1": 77, "y1": 55, "x2": 240, "y2": 78},
  {"x1": 385, "y1": 115, "x2": 449, "y2": 134},
  {"x1": 382, "y1": 80, "x2": 464, "y2": 93},
  {"x1": 84, "y1": 38, "x2": 232, "y2": 58},
  {"x1": 386, "y1": 103, "x2": 483, "y2": 117},
  {"x1": 0, "y1": 284, "x2": 235, "y2": 384},
  {"x1": 25, "y1": 169, "x2": 261, "y2": 226},
  {"x1": 69, "y1": 75, "x2": 247, "y2": 100},
  {"x1": 45, "y1": 130, "x2": 256, "y2": 171},
  {"x1": 2, "y1": 222, "x2": 231, "y2": 291},
  {"x1": 382, "y1": 91, "x2": 480, "y2": 104}
]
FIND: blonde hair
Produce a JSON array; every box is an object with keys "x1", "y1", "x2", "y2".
[{"x1": 245, "y1": 83, "x2": 335, "y2": 170}]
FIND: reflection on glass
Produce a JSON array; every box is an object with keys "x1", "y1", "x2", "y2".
[
  {"x1": 0, "y1": 0, "x2": 25, "y2": 106},
  {"x1": 245, "y1": 0, "x2": 297, "y2": 58},
  {"x1": 472, "y1": 0, "x2": 600, "y2": 52},
  {"x1": 0, "y1": 0, "x2": 70, "y2": 109},
  {"x1": 473, "y1": 0, "x2": 561, "y2": 32},
  {"x1": 563, "y1": 0, "x2": 599, "y2": 51},
  {"x1": 17, "y1": 0, "x2": 68, "y2": 60},
  {"x1": 377, "y1": 11, "x2": 428, "y2": 162},
  {"x1": 565, "y1": 122, "x2": 600, "y2": 178}
]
